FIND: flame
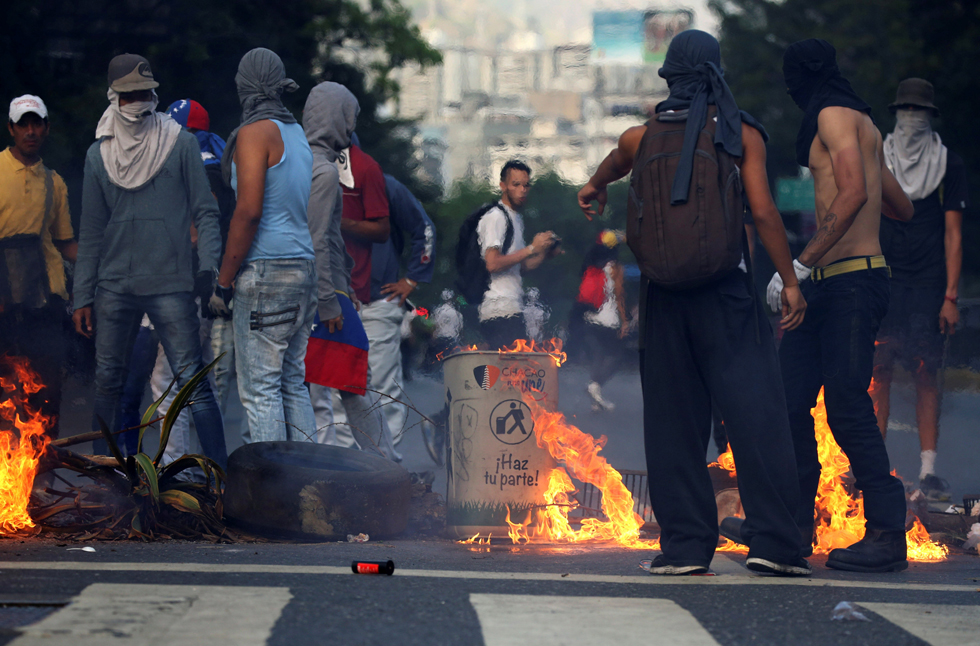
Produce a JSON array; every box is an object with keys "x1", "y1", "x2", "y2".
[
  {"x1": 905, "y1": 517, "x2": 948, "y2": 562},
  {"x1": 500, "y1": 402, "x2": 655, "y2": 549},
  {"x1": 0, "y1": 357, "x2": 52, "y2": 534},
  {"x1": 498, "y1": 338, "x2": 567, "y2": 367},
  {"x1": 708, "y1": 444, "x2": 736, "y2": 476},
  {"x1": 459, "y1": 532, "x2": 493, "y2": 545}
]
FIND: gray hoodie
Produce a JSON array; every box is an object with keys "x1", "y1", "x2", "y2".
[{"x1": 303, "y1": 82, "x2": 359, "y2": 321}]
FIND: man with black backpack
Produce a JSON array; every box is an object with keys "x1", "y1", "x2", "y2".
[
  {"x1": 577, "y1": 30, "x2": 810, "y2": 576},
  {"x1": 456, "y1": 159, "x2": 558, "y2": 349}
]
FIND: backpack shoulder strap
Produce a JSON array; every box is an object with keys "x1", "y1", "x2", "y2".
[
  {"x1": 43, "y1": 167, "x2": 54, "y2": 225},
  {"x1": 502, "y1": 205, "x2": 514, "y2": 254}
]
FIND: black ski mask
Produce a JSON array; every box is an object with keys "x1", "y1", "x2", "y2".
[{"x1": 782, "y1": 39, "x2": 872, "y2": 167}]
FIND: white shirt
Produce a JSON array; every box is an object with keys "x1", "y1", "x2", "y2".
[{"x1": 476, "y1": 203, "x2": 525, "y2": 322}]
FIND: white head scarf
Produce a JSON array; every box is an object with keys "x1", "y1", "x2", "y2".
[
  {"x1": 95, "y1": 89, "x2": 181, "y2": 190},
  {"x1": 883, "y1": 109, "x2": 948, "y2": 202}
]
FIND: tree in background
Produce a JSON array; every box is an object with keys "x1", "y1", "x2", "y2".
[
  {"x1": 0, "y1": 0, "x2": 441, "y2": 217},
  {"x1": 711, "y1": 0, "x2": 980, "y2": 281}
]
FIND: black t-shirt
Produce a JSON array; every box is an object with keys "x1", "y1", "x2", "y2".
[{"x1": 880, "y1": 150, "x2": 969, "y2": 286}]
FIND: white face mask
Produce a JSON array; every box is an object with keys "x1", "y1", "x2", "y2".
[
  {"x1": 118, "y1": 98, "x2": 158, "y2": 123},
  {"x1": 895, "y1": 109, "x2": 931, "y2": 137}
]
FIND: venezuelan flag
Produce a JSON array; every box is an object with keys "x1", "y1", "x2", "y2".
[{"x1": 305, "y1": 292, "x2": 369, "y2": 395}]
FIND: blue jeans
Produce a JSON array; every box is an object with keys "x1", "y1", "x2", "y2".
[
  {"x1": 779, "y1": 265, "x2": 906, "y2": 536},
  {"x1": 116, "y1": 325, "x2": 158, "y2": 455},
  {"x1": 233, "y1": 259, "x2": 317, "y2": 443},
  {"x1": 92, "y1": 289, "x2": 227, "y2": 469}
]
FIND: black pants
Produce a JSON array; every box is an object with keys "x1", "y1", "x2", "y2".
[
  {"x1": 580, "y1": 322, "x2": 625, "y2": 385},
  {"x1": 0, "y1": 299, "x2": 67, "y2": 439},
  {"x1": 480, "y1": 315, "x2": 526, "y2": 350},
  {"x1": 641, "y1": 271, "x2": 802, "y2": 566},
  {"x1": 780, "y1": 265, "x2": 906, "y2": 535}
]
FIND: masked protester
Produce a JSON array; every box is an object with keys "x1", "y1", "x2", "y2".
[
  {"x1": 302, "y1": 81, "x2": 398, "y2": 460},
  {"x1": 1, "y1": 95, "x2": 77, "y2": 442},
  {"x1": 211, "y1": 48, "x2": 317, "y2": 444},
  {"x1": 578, "y1": 30, "x2": 809, "y2": 577},
  {"x1": 872, "y1": 79, "x2": 969, "y2": 501},
  {"x1": 73, "y1": 54, "x2": 227, "y2": 468},
  {"x1": 767, "y1": 40, "x2": 914, "y2": 573}
]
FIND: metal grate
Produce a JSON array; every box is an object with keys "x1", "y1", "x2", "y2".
[{"x1": 569, "y1": 469, "x2": 654, "y2": 526}]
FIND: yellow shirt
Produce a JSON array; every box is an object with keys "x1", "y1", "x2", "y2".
[{"x1": 0, "y1": 147, "x2": 74, "y2": 299}]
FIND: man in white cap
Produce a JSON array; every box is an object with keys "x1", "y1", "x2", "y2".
[
  {"x1": 72, "y1": 54, "x2": 227, "y2": 467},
  {"x1": 0, "y1": 94, "x2": 76, "y2": 439}
]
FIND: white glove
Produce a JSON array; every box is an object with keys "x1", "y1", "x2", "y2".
[{"x1": 766, "y1": 259, "x2": 811, "y2": 313}]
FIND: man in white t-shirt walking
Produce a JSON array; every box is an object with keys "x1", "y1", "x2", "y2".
[{"x1": 477, "y1": 160, "x2": 558, "y2": 348}]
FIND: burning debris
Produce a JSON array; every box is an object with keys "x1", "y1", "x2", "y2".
[{"x1": 0, "y1": 356, "x2": 235, "y2": 542}]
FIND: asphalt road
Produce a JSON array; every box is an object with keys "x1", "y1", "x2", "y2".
[{"x1": 0, "y1": 540, "x2": 978, "y2": 645}]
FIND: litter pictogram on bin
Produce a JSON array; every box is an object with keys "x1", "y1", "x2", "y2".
[{"x1": 489, "y1": 399, "x2": 533, "y2": 445}]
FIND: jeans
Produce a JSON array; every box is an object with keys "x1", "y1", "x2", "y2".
[
  {"x1": 361, "y1": 299, "x2": 408, "y2": 443},
  {"x1": 310, "y1": 380, "x2": 398, "y2": 461},
  {"x1": 91, "y1": 289, "x2": 227, "y2": 469},
  {"x1": 210, "y1": 315, "x2": 237, "y2": 416},
  {"x1": 116, "y1": 324, "x2": 158, "y2": 455},
  {"x1": 641, "y1": 271, "x2": 802, "y2": 566},
  {"x1": 779, "y1": 266, "x2": 907, "y2": 536},
  {"x1": 234, "y1": 259, "x2": 317, "y2": 443}
]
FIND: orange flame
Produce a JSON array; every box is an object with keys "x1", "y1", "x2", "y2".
[
  {"x1": 0, "y1": 357, "x2": 52, "y2": 534},
  {"x1": 501, "y1": 401, "x2": 655, "y2": 549},
  {"x1": 499, "y1": 338, "x2": 567, "y2": 367},
  {"x1": 708, "y1": 444, "x2": 736, "y2": 475}
]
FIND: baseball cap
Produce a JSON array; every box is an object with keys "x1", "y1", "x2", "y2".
[
  {"x1": 9, "y1": 95, "x2": 48, "y2": 123},
  {"x1": 165, "y1": 99, "x2": 210, "y2": 131},
  {"x1": 107, "y1": 54, "x2": 159, "y2": 92}
]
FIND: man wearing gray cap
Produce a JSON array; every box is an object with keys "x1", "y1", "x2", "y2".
[
  {"x1": 72, "y1": 54, "x2": 228, "y2": 467},
  {"x1": 872, "y1": 78, "x2": 969, "y2": 500},
  {"x1": 1, "y1": 94, "x2": 77, "y2": 440}
]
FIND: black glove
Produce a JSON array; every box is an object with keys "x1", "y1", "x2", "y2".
[
  {"x1": 208, "y1": 282, "x2": 234, "y2": 319},
  {"x1": 196, "y1": 269, "x2": 216, "y2": 318}
]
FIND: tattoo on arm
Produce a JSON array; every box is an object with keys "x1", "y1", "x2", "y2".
[{"x1": 801, "y1": 212, "x2": 838, "y2": 262}]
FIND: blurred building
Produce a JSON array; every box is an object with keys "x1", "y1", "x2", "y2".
[{"x1": 391, "y1": 7, "x2": 699, "y2": 188}]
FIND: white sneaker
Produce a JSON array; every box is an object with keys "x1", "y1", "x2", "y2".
[{"x1": 587, "y1": 382, "x2": 615, "y2": 411}]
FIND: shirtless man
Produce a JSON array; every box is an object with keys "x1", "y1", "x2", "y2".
[{"x1": 771, "y1": 39, "x2": 914, "y2": 572}]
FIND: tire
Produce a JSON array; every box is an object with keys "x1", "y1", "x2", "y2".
[{"x1": 224, "y1": 442, "x2": 412, "y2": 540}]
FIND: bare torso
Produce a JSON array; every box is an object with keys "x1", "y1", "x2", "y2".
[{"x1": 808, "y1": 109, "x2": 884, "y2": 266}]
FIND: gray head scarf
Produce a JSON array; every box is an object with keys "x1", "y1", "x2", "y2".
[
  {"x1": 221, "y1": 47, "x2": 299, "y2": 185},
  {"x1": 883, "y1": 110, "x2": 947, "y2": 201},
  {"x1": 303, "y1": 82, "x2": 359, "y2": 163}
]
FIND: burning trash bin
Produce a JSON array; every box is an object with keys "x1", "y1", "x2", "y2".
[{"x1": 443, "y1": 350, "x2": 559, "y2": 538}]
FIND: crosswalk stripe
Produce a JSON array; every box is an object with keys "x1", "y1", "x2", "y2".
[
  {"x1": 470, "y1": 594, "x2": 719, "y2": 646},
  {"x1": 8, "y1": 584, "x2": 291, "y2": 646},
  {"x1": 858, "y1": 603, "x2": 980, "y2": 646},
  {"x1": 0, "y1": 561, "x2": 976, "y2": 593}
]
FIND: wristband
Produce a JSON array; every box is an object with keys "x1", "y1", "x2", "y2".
[
  {"x1": 527, "y1": 245, "x2": 536, "y2": 256},
  {"x1": 405, "y1": 278, "x2": 417, "y2": 288},
  {"x1": 945, "y1": 295, "x2": 958, "y2": 304}
]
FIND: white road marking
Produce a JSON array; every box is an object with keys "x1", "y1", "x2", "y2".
[
  {"x1": 8, "y1": 584, "x2": 290, "y2": 646},
  {"x1": 0, "y1": 561, "x2": 976, "y2": 592},
  {"x1": 470, "y1": 594, "x2": 719, "y2": 646},
  {"x1": 858, "y1": 603, "x2": 980, "y2": 646}
]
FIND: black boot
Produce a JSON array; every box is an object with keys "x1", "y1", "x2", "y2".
[{"x1": 826, "y1": 529, "x2": 908, "y2": 573}]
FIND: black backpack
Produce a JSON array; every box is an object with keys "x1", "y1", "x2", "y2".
[{"x1": 454, "y1": 201, "x2": 514, "y2": 305}]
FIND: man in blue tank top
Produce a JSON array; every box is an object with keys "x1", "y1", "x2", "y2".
[{"x1": 209, "y1": 48, "x2": 317, "y2": 443}]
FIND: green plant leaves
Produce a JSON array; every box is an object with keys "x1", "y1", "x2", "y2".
[
  {"x1": 160, "y1": 490, "x2": 202, "y2": 513},
  {"x1": 134, "y1": 453, "x2": 160, "y2": 501},
  {"x1": 153, "y1": 356, "x2": 222, "y2": 467}
]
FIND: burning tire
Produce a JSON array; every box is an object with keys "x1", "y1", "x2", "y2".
[{"x1": 223, "y1": 442, "x2": 412, "y2": 540}]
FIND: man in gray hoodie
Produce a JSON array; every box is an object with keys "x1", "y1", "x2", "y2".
[
  {"x1": 73, "y1": 54, "x2": 226, "y2": 467},
  {"x1": 302, "y1": 81, "x2": 397, "y2": 460}
]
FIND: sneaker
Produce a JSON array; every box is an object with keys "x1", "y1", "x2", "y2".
[
  {"x1": 746, "y1": 557, "x2": 812, "y2": 577},
  {"x1": 920, "y1": 474, "x2": 951, "y2": 502},
  {"x1": 646, "y1": 554, "x2": 709, "y2": 575},
  {"x1": 826, "y1": 529, "x2": 908, "y2": 573},
  {"x1": 421, "y1": 420, "x2": 445, "y2": 466},
  {"x1": 587, "y1": 382, "x2": 615, "y2": 411}
]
